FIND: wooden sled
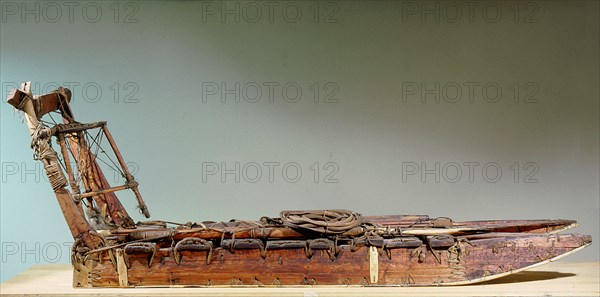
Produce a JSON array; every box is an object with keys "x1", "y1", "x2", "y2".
[{"x1": 6, "y1": 83, "x2": 592, "y2": 287}]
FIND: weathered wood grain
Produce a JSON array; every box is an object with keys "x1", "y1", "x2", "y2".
[{"x1": 73, "y1": 233, "x2": 591, "y2": 287}]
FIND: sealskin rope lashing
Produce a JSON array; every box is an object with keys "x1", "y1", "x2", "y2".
[
  {"x1": 31, "y1": 123, "x2": 67, "y2": 191},
  {"x1": 280, "y1": 209, "x2": 365, "y2": 234}
]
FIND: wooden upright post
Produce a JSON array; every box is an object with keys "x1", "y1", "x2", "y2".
[{"x1": 7, "y1": 84, "x2": 103, "y2": 250}]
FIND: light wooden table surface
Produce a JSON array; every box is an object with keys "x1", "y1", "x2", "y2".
[{"x1": 1, "y1": 261, "x2": 598, "y2": 296}]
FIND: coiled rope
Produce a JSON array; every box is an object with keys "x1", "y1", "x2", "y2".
[
  {"x1": 32, "y1": 124, "x2": 67, "y2": 191},
  {"x1": 280, "y1": 209, "x2": 364, "y2": 235}
]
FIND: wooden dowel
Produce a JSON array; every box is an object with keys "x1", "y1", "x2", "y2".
[
  {"x1": 101, "y1": 124, "x2": 131, "y2": 178},
  {"x1": 102, "y1": 124, "x2": 150, "y2": 218},
  {"x1": 73, "y1": 184, "x2": 131, "y2": 200},
  {"x1": 57, "y1": 134, "x2": 80, "y2": 195}
]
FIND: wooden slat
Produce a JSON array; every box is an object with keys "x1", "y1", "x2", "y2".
[
  {"x1": 69, "y1": 233, "x2": 591, "y2": 287},
  {"x1": 1, "y1": 262, "x2": 598, "y2": 296}
]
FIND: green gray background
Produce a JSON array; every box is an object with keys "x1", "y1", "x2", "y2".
[{"x1": 1, "y1": 0, "x2": 598, "y2": 282}]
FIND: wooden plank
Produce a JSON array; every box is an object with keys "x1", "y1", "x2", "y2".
[
  {"x1": 115, "y1": 249, "x2": 128, "y2": 287},
  {"x1": 1, "y1": 262, "x2": 598, "y2": 296},
  {"x1": 66, "y1": 234, "x2": 589, "y2": 287},
  {"x1": 369, "y1": 246, "x2": 378, "y2": 284}
]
